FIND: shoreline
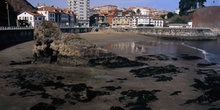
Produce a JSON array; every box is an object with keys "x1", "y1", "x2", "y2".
[{"x1": 0, "y1": 32, "x2": 219, "y2": 110}]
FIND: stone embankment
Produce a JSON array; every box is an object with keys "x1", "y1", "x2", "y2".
[{"x1": 113, "y1": 27, "x2": 218, "y2": 40}]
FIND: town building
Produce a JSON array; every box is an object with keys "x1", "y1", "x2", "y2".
[
  {"x1": 112, "y1": 9, "x2": 135, "y2": 28},
  {"x1": 17, "y1": 11, "x2": 45, "y2": 27},
  {"x1": 153, "y1": 16, "x2": 164, "y2": 27},
  {"x1": 130, "y1": 7, "x2": 150, "y2": 15},
  {"x1": 67, "y1": 0, "x2": 90, "y2": 27},
  {"x1": 37, "y1": 6, "x2": 76, "y2": 27},
  {"x1": 133, "y1": 15, "x2": 154, "y2": 27},
  {"x1": 100, "y1": 5, "x2": 119, "y2": 13}
]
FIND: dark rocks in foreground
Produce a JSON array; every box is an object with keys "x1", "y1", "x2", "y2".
[
  {"x1": 30, "y1": 103, "x2": 56, "y2": 110},
  {"x1": 136, "y1": 54, "x2": 169, "y2": 61},
  {"x1": 185, "y1": 71, "x2": 220, "y2": 104},
  {"x1": 119, "y1": 90, "x2": 160, "y2": 108},
  {"x1": 130, "y1": 65, "x2": 180, "y2": 78},
  {"x1": 89, "y1": 56, "x2": 146, "y2": 68},
  {"x1": 180, "y1": 54, "x2": 202, "y2": 60},
  {"x1": 197, "y1": 63, "x2": 216, "y2": 67},
  {"x1": 170, "y1": 91, "x2": 182, "y2": 96}
]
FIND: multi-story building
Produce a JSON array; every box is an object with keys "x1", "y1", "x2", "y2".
[
  {"x1": 100, "y1": 5, "x2": 119, "y2": 13},
  {"x1": 133, "y1": 15, "x2": 154, "y2": 27},
  {"x1": 38, "y1": 6, "x2": 76, "y2": 27},
  {"x1": 153, "y1": 16, "x2": 164, "y2": 27},
  {"x1": 17, "y1": 11, "x2": 45, "y2": 27},
  {"x1": 67, "y1": 0, "x2": 90, "y2": 27},
  {"x1": 130, "y1": 7, "x2": 150, "y2": 15},
  {"x1": 112, "y1": 9, "x2": 135, "y2": 28}
]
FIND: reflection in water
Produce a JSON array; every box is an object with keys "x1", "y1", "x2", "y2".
[{"x1": 105, "y1": 40, "x2": 177, "y2": 56}]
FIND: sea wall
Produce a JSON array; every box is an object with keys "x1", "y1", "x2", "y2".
[
  {"x1": 0, "y1": 28, "x2": 33, "y2": 49},
  {"x1": 113, "y1": 27, "x2": 218, "y2": 40},
  {"x1": 0, "y1": 27, "x2": 92, "y2": 49}
]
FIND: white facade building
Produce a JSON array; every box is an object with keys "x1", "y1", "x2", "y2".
[
  {"x1": 67, "y1": 0, "x2": 90, "y2": 27},
  {"x1": 130, "y1": 7, "x2": 150, "y2": 15},
  {"x1": 152, "y1": 16, "x2": 164, "y2": 27},
  {"x1": 38, "y1": 7, "x2": 76, "y2": 27},
  {"x1": 17, "y1": 11, "x2": 45, "y2": 27},
  {"x1": 133, "y1": 15, "x2": 154, "y2": 27}
]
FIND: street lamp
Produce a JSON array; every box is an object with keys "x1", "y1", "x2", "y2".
[{"x1": 5, "y1": 2, "x2": 10, "y2": 27}]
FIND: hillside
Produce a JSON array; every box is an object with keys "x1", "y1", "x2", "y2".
[
  {"x1": 168, "y1": 6, "x2": 220, "y2": 28},
  {"x1": 0, "y1": 0, "x2": 36, "y2": 26},
  {"x1": 192, "y1": 6, "x2": 220, "y2": 28}
]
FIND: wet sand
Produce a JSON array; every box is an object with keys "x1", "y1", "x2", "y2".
[{"x1": 0, "y1": 31, "x2": 219, "y2": 110}]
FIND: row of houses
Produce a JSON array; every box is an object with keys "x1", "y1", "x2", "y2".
[
  {"x1": 91, "y1": 8, "x2": 164, "y2": 28},
  {"x1": 17, "y1": 6, "x2": 77, "y2": 27},
  {"x1": 90, "y1": 5, "x2": 169, "y2": 16}
]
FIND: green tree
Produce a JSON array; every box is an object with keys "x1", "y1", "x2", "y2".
[
  {"x1": 179, "y1": 0, "x2": 206, "y2": 16},
  {"x1": 172, "y1": 18, "x2": 187, "y2": 24},
  {"x1": 136, "y1": 9, "x2": 141, "y2": 15},
  {"x1": 167, "y1": 12, "x2": 174, "y2": 19}
]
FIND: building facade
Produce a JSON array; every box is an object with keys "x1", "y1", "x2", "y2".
[
  {"x1": 112, "y1": 9, "x2": 135, "y2": 28},
  {"x1": 38, "y1": 7, "x2": 76, "y2": 27},
  {"x1": 17, "y1": 11, "x2": 45, "y2": 27},
  {"x1": 133, "y1": 15, "x2": 154, "y2": 27},
  {"x1": 67, "y1": 0, "x2": 90, "y2": 27},
  {"x1": 130, "y1": 7, "x2": 150, "y2": 15}
]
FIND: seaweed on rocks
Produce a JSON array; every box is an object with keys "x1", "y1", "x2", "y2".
[
  {"x1": 30, "y1": 103, "x2": 56, "y2": 110},
  {"x1": 180, "y1": 54, "x2": 202, "y2": 60},
  {"x1": 65, "y1": 83, "x2": 98, "y2": 102},
  {"x1": 130, "y1": 65, "x2": 180, "y2": 78},
  {"x1": 89, "y1": 56, "x2": 146, "y2": 68},
  {"x1": 153, "y1": 75, "x2": 173, "y2": 82},
  {"x1": 170, "y1": 91, "x2": 182, "y2": 96},
  {"x1": 185, "y1": 73, "x2": 220, "y2": 104},
  {"x1": 110, "y1": 106, "x2": 125, "y2": 110},
  {"x1": 197, "y1": 63, "x2": 216, "y2": 67},
  {"x1": 10, "y1": 60, "x2": 32, "y2": 65},
  {"x1": 120, "y1": 90, "x2": 160, "y2": 108},
  {"x1": 136, "y1": 54, "x2": 169, "y2": 61},
  {"x1": 102, "y1": 86, "x2": 122, "y2": 91},
  {"x1": 51, "y1": 98, "x2": 66, "y2": 105}
]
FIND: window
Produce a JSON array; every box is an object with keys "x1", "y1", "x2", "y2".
[
  {"x1": 19, "y1": 17, "x2": 21, "y2": 20},
  {"x1": 30, "y1": 17, "x2": 32, "y2": 20},
  {"x1": 35, "y1": 17, "x2": 38, "y2": 20}
]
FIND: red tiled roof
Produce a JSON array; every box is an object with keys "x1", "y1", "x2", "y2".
[{"x1": 26, "y1": 11, "x2": 45, "y2": 17}]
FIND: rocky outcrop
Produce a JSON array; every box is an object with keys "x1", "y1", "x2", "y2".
[
  {"x1": 33, "y1": 21, "x2": 144, "y2": 67},
  {"x1": 33, "y1": 21, "x2": 112, "y2": 66}
]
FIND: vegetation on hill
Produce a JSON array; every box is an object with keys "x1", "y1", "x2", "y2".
[
  {"x1": 167, "y1": 6, "x2": 220, "y2": 28},
  {"x1": 0, "y1": 0, "x2": 36, "y2": 26},
  {"x1": 179, "y1": 0, "x2": 206, "y2": 15}
]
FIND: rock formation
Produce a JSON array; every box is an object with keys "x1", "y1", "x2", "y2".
[{"x1": 33, "y1": 21, "x2": 112, "y2": 66}]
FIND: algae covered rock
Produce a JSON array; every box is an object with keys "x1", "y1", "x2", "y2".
[{"x1": 33, "y1": 21, "x2": 109, "y2": 66}]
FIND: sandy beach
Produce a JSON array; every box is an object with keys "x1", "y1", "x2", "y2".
[{"x1": 0, "y1": 31, "x2": 219, "y2": 110}]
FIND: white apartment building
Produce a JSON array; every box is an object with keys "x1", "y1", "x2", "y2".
[
  {"x1": 153, "y1": 16, "x2": 164, "y2": 27},
  {"x1": 67, "y1": 0, "x2": 90, "y2": 27},
  {"x1": 133, "y1": 15, "x2": 154, "y2": 26},
  {"x1": 17, "y1": 11, "x2": 45, "y2": 27},
  {"x1": 37, "y1": 6, "x2": 76, "y2": 27}
]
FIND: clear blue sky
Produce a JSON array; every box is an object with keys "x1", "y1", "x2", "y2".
[{"x1": 27, "y1": 0, "x2": 219, "y2": 12}]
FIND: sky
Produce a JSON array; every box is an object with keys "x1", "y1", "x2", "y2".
[{"x1": 27, "y1": 0, "x2": 219, "y2": 12}]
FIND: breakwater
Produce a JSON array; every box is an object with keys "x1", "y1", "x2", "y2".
[{"x1": 113, "y1": 27, "x2": 218, "y2": 40}]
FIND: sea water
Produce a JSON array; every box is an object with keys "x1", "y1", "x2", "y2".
[{"x1": 182, "y1": 38, "x2": 220, "y2": 64}]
